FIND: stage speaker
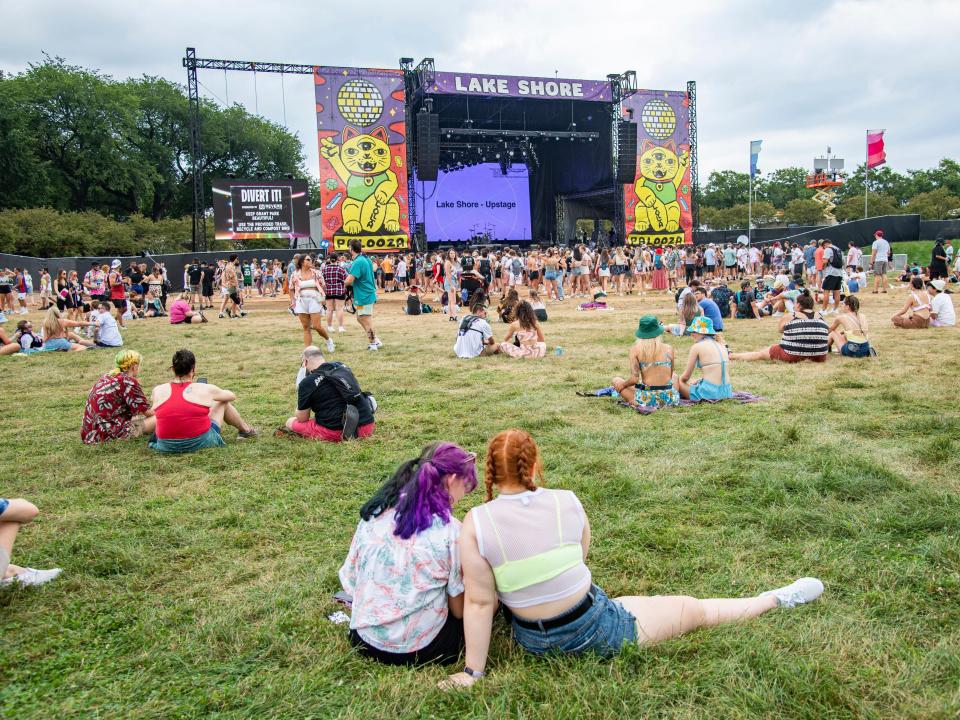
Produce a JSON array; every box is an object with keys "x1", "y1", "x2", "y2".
[
  {"x1": 417, "y1": 113, "x2": 440, "y2": 181},
  {"x1": 616, "y1": 121, "x2": 638, "y2": 182}
]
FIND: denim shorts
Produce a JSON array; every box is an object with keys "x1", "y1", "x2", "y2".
[
  {"x1": 42, "y1": 337, "x2": 73, "y2": 352},
  {"x1": 510, "y1": 585, "x2": 637, "y2": 658}
]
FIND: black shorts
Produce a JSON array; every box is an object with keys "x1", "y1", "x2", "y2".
[
  {"x1": 326, "y1": 293, "x2": 346, "y2": 301},
  {"x1": 822, "y1": 274, "x2": 842, "y2": 291},
  {"x1": 529, "y1": 271, "x2": 540, "y2": 280},
  {"x1": 229, "y1": 291, "x2": 241, "y2": 305},
  {"x1": 0, "y1": 286, "x2": 11, "y2": 294},
  {"x1": 349, "y1": 613, "x2": 463, "y2": 666},
  {"x1": 112, "y1": 299, "x2": 126, "y2": 309},
  {"x1": 57, "y1": 298, "x2": 66, "y2": 311},
  {"x1": 384, "y1": 273, "x2": 394, "y2": 281}
]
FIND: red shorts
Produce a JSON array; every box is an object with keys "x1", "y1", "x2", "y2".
[
  {"x1": 289, "y1": 419, "x2": 375, "y2": 442},
  {"x1": 768, "y1": 345, "x2": 826, "y2": 363}
]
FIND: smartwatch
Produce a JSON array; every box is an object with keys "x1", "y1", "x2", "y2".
[{"x1": 463, "y1": 666, "x2": 485, "y2": 679}]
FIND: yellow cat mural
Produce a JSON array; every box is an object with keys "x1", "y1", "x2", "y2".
[
  {"x1": 633, "y1": 140, "x2": 688, "y2": 233},
  {"x1": 320, "y1": 126, "x2": 401, "y2": 234}
]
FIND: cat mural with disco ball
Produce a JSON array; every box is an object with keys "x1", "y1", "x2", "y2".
[
  {"x1": 315, "y1": 67, "x2": 411, "y2": 253},
  {"x1": 622, "y1": 90, "x2": 692, "y2": 247}
]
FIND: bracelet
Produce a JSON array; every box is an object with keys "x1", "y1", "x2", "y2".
[{"x1": 463, "y1": 666, "x2": 485, "y2": 679}]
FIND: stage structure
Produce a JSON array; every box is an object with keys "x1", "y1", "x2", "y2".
[{"x1": 184, "y1": 49, "x2": 698, "y2": 252}]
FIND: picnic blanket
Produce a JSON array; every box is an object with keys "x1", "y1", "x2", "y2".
[{"x1": 577, "y1": 386, "x2": 765, "y2": 415}]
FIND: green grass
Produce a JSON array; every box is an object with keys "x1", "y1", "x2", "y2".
[{"x1": 2, "y1": 290, "x2": 959, "y2": 719}]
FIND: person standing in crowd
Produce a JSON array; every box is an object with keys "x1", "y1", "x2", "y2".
[
  {"x1": 0, "y1": 497, "x2": 63, "y2": 587},
  {"x1": 186, "y1": 258, "x2": 205, "y2": 308},
  {"x1": 926, "y1": 279, "x2": 955, "y2": 327},
  {"x1": 38, "y1": 268, "x2": 53, "y2": 310},
  {"x1": 820, "y1": 239, "x2": 844, "y2": 314},
  {"x1": 869, "y1": 230, "x2": 891, "y2": 293},
  {"x1": 444, "y1": 250, "x2": 460, "y2": 321},
  {"x1": 929, "y1": 239, "x2": 949, "y2": 280},
  {"x1": 813, "y1": 240, "x2": 826, "y2": 290},
  {"x1": 149, "y1": 348, "x2": 257, "y2": 453},
  {"x1": 201, "y1": 261, "x2": 215, "y2": 309},
  {"x1": 345, "y1": 240, "x2": 382, "y2": 351},
  {"x1": 891, "y1": 277, "x2": 932, "y2": 329},
  {"x1": 107, "y1": 259, "x2": 128, "y2": 329},
  {"x1": 323, "y1": 253, "x2": 349, "y2": 334},
  {"x1": 219, "y1": 255, "x2": 246, "y2": 319},
  {"x1": 282, "y1": 345, "x2": 376, "y2": 441},
  {"x1": 846, "y1": 242, "x2": 863, "y2": 274},
  {"x1": 803, "y1": 239, "x2": 817, "y2": 286},
  {"x1": 290, "y1": 254, "x2": 334, "y2": 351},
  {"x1": 83, "y1": 261, "x2": 108, "y2": 305},
  {"x1": 341, "y1": 442, "x2": 477, "y2": 666}
]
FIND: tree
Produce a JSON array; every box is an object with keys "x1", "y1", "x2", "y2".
[
  {"x1": 833, "y1": 193, "x2": 901, "y2": 222},
  {"x1": 702, "y1": 170, "x2": 750, "y2": 208},
  {"x1": 761, "y1": 167, "x2": 814, "y2": 208},
  {"x1": 835, "y1": 164, "x2": 913, "y2": 205},
  {"x1": 904, "y1": 188, "x2": 960, "y2": 220},
  {"x1": 783, "y1": 198, "x2": 825, "y2": 225},
  {"x1": 750, "y1": 200, "x2": 778, "y2": 225}
]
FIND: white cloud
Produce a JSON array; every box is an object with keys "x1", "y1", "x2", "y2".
[{"x1": 1, "y1": 0, "x2": 956, "y2": 182}]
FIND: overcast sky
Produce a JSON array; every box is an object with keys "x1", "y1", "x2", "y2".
[{"x1": 3, "y1": 0, "x2": 957, "y2": 182}]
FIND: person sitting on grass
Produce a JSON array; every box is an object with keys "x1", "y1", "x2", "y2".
[
  {"x1": 143, "y1": 290, "x2": 166, "y2": 318},
  {"x1": 528, "y1": 290, "x2": 548, "y2": 322},
  {"x1": 454, "y1": 300, "x2": 498, "y2": 359},
  {"x1": 499, "y1": 301, "x2": 546, "y2": 359},
  {"x1": 340, "y1": 442, "x2": 478, "y2": 666},
  {"x1": 168, "y1": 293, "x2": 207, "y2": 325},
  {"x1": 734, "y1": 280, "x2": 759, "y2": 319},
  {"x1": 0, "y1": 326, "x2": 21, "y2": 356},
  {"x1": 890, "y1": 277, "x2": 932, "y2": 329},
  {"x1": 730, "y1": 290, "x2": 830, "y2": 363},
  {"x1": 41, "y1": 306, "x2": 94, "y2": 352},
  {"x1": 281, "y1": 345, "x2": 375, "y2": 442},
  {"x1": 81, "y1": 350, "x2": 156, "y2": 444},
  {"x1": 693, "y1": 286, "x2": 725, "y2": 344},
  {"x1": 926, "y1": 279, "x2": 955, "y2": 327},
  {"x1": 91, "y1": 302, "x2": 124, "y2": 348},
  {"x1": 15, "y1": 319, "x2": 43, "y2": 352},
  {"x1": 497, "y1": 287, "x2": 520, "y2": 324},
  {"x1": 404, "y1": 285, "x2": 423, "y2": 315},
  {"x1": 827, "y1": 296, "x2": 872, "y2": 357},
  {"x1": 667, "y1": 292, "x2": 702, "y2": 336},
  {"x1": 612, "y1": 315, "x2": 679, "y2": 409},
  {"x1": 443, "y1": 429, "x2": 824, "y2": 689},
  {"x1": 0, "y1": 497, "x2": 62, "y2": 588},
  {"x1": 149, "y1": 348, "x2": 257, "y2": 453},
  {"x1": 677, "y1": 316, "x2": 734, "y2": 401}
]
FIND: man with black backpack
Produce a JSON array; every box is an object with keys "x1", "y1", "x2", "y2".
[
  {"x1": 453, "y1": 300, "x2": 497, "y2": 358},
  {"x1": 820, "y1": 239, "x2": 844, "y2": 314},
  {"x1": 281, "y1": 345, "x2": 376, "y2": 441}
]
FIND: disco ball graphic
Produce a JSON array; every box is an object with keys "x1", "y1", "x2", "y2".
[
  {"x1": 640, "y1": 99, "x2": 677, "y2": 140},
  {"x1": 337, "y1": 80, "x2": 383, "y2": 127}
]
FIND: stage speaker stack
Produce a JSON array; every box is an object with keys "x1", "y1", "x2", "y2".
[
  {"x1": 616, "y1": 121, "x2": 638, "y2": 182},
  {"x1": 416, "y1": 113, "x2": 440, "y2": 181}
]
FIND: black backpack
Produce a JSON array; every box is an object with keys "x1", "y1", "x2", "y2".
[
  {"x1": 828, "y1": 246, "x2": 843, "y2": 269},
  {"x1": 461, "y1": 255, "x2": 475, "y2": 272},
  {"x1": 315, "y1": 362, "x2": 371, "y2": 438}
]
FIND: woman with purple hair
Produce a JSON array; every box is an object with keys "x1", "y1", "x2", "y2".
[{"x1": 339, "y1": 441, "x2": 478, "y2": 665}]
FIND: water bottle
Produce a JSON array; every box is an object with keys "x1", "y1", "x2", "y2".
[{"x1": 555, "y1": 346, "x2": 564, "y2": 356}]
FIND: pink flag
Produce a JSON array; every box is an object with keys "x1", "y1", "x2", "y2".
[{"x1": 867, "y1": 130, "x2": 886, "y2": 169}]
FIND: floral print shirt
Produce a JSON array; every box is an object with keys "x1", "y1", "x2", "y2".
[
  {"x1": 80, "y1": 373, "x2": 150, "y2": 445},
  {"x1": 339, "y1": 509, "x2": 464, "y2": 653}
]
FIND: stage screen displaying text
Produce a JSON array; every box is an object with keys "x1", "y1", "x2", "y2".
[
  {"x1": 416, "y1": 164, "x2": 531, "y2": 242},
  {"x1": 212, "y1": 179, "x2": 310, "y2": 241}
]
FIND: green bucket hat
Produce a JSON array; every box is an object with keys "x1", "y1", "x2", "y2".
[{"x1": 635, "y1": 315, "x2": 665, "y2": 339}]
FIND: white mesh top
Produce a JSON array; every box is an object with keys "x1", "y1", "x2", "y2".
[{"x1": 470, "y1": 487, "x2": 591, "y2": 608}]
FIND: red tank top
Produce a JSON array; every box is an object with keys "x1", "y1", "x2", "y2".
[
  {"x1": 155, "y1": 383, "x2": 211, "y2": 439},
  {"x1": 109, "y1": 272, "x2": 126, "y2": 300}
]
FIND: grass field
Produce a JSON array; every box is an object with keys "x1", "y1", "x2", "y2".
[{"x1": 1, "y1": 286, "x2": 959, "y2": 719}]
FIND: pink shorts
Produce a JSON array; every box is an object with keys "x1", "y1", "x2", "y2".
[{"x1": 289, "y1": 419, "x2": 375, "y2": 442}]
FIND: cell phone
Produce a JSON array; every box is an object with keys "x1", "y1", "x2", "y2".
[
  {"x1": 332, "y1": 590, "x2": 353, "y2": 607},
  {"x1": 196, "y1": 377, "x2": 208, "y2": 384}
]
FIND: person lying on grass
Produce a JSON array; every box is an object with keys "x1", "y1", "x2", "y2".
[
  {"x1": 148, "y1": 348, "x2": 257, "y2": 453},
  {"x1": 281, "y1": 345, "x2": 375, "y2": 442},
  {"x1": 339, "y1": 442, "x2": 478, "y2": 666},
  {"x1": 611, "y1": 315, "x2": 679, "y2": 409},
  {"x1": 443, "y1": 429, "x2": 824, "y2": 689},
  {"x1": 677, "y1": 316, "x2": 734, "y2": 401},
  {"x1": 81, "y1": 350, "x2": 156, "y2": 445},
  {"x1": 0, "y1": 497, "x2": 62, "y2": 588},
  {"x1": 730, "y1": 290, "x2": 830, "y2": 364}
]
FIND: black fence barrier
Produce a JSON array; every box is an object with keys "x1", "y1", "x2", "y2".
[
  {"x1": 693, "y1": 226, "x2": 820, "y2": 246},
  {"x1": 920, "y1": 219, "x2": 960, "y2": 240}
]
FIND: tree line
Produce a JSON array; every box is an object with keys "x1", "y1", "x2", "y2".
[
  {"x1": 0, "y1": 57, "x2": 316, "y2": 257},
  {"x1": 699, "y1": 160, "x2": 960, "y2": 230}
]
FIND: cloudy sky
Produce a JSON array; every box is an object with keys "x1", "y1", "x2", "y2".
[{"x1": 3, "y1": 0, "x2": 957, "y2": 181}]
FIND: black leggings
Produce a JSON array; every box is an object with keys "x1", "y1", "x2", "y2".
[{"x1": 349, "y1": 613, "x2": 463, "y2": 666}]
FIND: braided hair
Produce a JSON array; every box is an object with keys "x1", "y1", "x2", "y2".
[{"x1": 484, "y1": 429, "x2": 543, "y2": 501}]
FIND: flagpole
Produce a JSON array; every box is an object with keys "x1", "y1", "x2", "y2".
[
  {"x1": 748, "y1": 142, "x2": 753, "y2": 242},
  {"x1": 864, "y1": 130, "x2": 869, "y2": 219}
]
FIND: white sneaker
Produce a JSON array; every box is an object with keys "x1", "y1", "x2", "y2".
[
  {"x1": 326, "y1": 337, "x2": 335, "y2": 353},
  {"x1": 772, "y1": 311, "x2": 784, "y2": 317},
  {"x1": 326, "y1": 326, "x2": 334, "y2": 333},
  {"x1": 372, "y1": 338, "x2": 383, "y2": 348},
  {"x1": 338, "y1": 326, "x2": 345, "y2": 333},
  {"x1": 1, "y1": 567, "x2": 63, "y2": 587},
  {"x1": 367, "y1": 343, "x2": 379, "y2": 351},
  {"x1": 760, "y1": 577, "x2": 824, "y2": 608}
]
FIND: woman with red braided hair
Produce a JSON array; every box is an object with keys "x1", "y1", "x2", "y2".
[{"x1": 444, "y1": 429, "x2": 824, "y2": 688}]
